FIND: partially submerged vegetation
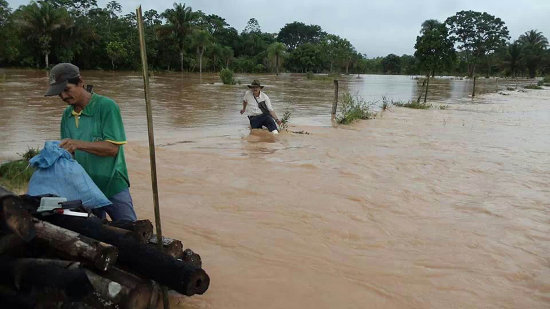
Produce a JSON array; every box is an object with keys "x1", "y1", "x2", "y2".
[
  {"x1": 524, "y1": 84, "x2": 543, "y2": 90},
  {"x1": 219, "y1": 68, "x2": 236, "y2": 85},
  {"x1": 337, "y1": 93, "x2": 376, "y2": 124},
  {"x1": 280, "y1": 111, "x2": 291, "y2": 131},
  {"x1": 0, "y1": 148, "x2": 39, "y2": 192},
  {"x1": 392, "y1": 100, "x2": 432, "y2": 109}
]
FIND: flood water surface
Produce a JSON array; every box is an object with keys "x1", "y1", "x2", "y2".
[{"x1": 0, "y1": 69, "x2": 549, "y2": 308}]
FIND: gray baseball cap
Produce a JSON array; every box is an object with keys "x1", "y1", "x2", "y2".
[{"x1": 45, "y1": 63, "x2": 80, "y2": 96}]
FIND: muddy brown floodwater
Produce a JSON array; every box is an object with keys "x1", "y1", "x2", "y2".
[{"x1": 0, "y1": 69, "x2": 549, "y2": 308}]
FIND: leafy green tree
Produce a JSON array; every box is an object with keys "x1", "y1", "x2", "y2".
[
  {"x1": 445, "y1": 10, "x2": 510, "y2": 77},
  {"x1": 0, "y1": 0, "x2": 9, "y2": 26},
  {"x1": 414, "y1": 20, "x2": 456, "y2": 102},
  {"x1": 381, "y1": 54, "x2": 401, "y2": 74},
  {"x1": 106, "y1": 40, "x2": 127, "y2": 69},
  {"x1": 159, "y1": 3, "x2": 197, "y2": 71},
  {"x1": 47, "y1": 0, "x2": 98, "y2": 12},
  {"x1": 321, "y1": 34, "x2": 354, "y2": 73},
  {"x1": 400, "y1": 54, "x2": 418, "y2": 75},
  {"x1": 0, "y1": 0, "x2": 19, "y2": 64},
  {"x1": 355, "y1": 57, "x2": 369, "y2": 74},
  {"x1": 243, "y1": 18, "x2": 260, "y2": 34},
  {"x1": 267, "y1": 42, "x2": 286, "y2": 75},
  {"x1": 414, "y1": 19, "x2": 455, "y2": 77},
  {"x1": 518, "y1": 30, "x2": 548, "y2": 78},
  {"x1": 220, "y1": 45, "x2": 233, "y2": 68},
  {"x1": 16, "y1": 1, "x2": 72, "y2": 68},
  {"x1": 287, "y1": 43, "x2": 323, "y2": 72},
  {"x1": 277, "y1": 21, "x2": 325, "y2": 50}
]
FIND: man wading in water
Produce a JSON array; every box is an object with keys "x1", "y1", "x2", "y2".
[{"x1": 240, "y1": 80, "x2": 282, "y2": 134}]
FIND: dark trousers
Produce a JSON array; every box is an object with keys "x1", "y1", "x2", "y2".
[
  {"x1": 92, "y1": 188, "x2": 137, "y2": 222},
  {"x1": 248, "y1": 114, "x2": 278, "y2": 132}
]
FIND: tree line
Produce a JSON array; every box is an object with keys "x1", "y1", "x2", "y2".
[{"x1": 0, "y1": 1, "x2": 548, "y2": 77}]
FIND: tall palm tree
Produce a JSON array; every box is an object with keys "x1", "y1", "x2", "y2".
[
  {"x1": 504, "y1": 41, "x2": 522, "y2": 77},
  {"x1": 16, "y1": 1, "x2": 71, "y2": 68},
  {"x1": 267, "y1": 42, "x2": 286, "y2": 75},
  {"x1": 518, "y1": 30, "x2": 548, "y2": 78},
  {"x1": 191, "y1": 29, "x2": 212, "y2": 80},
  {"x1": 159, "y1": 3, "x2": 197, "y2": 72}
]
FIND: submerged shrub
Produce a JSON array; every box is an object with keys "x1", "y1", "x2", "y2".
[
  {"x1": 392, "y1": 100, "x2": 432, "y2": 109},
  {"x1": 524, "y1": 84, "x2": 542, "y2": 90},
  {"x1": 381, "y1": 97, "x2": 391, "y2": 111},
  {"x1": 219, "y1": 68, "x2": 236, "y2": 85},
  {"x1": 337, "y1": 93, "x2": 376, "y2": 124},
  {"x1": 280, "y1": 111, "x2": 291, "y2": 130}
]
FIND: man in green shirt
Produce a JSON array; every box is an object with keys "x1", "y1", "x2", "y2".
[{"x1": 45, "y1": 63, "x2": 137, "y2": 222}]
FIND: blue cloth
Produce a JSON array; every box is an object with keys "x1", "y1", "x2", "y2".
[
  {"x1": 92, "y1": 188, "x2": 137, "y2": 221},
  {"x1": 27, "y1": 141, "x2": 111, "y2": 208}
]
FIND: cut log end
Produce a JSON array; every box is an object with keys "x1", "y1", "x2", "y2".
[
  {"x1": 95, "y1": 244, "x2": 119, "y2": 272},
  {"x1": 181, "y1": 268, "x2": 210, "y2": 296},
  {"x1": 1, "y1": 197, "x2": 36, "y2": 241}
]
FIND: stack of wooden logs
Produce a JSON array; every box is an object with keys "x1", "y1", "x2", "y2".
[{"x1": 0, "y1": 186, "x2": 209, "y2": 308}]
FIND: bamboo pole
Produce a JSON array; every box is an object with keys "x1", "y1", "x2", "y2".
[{"x1": 136, "y1": 6, "x2": 169, "y2": 308}]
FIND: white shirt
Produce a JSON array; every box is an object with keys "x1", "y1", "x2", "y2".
[{"x1": 243, "y1": 90, "x2": 273, "y2": 117}]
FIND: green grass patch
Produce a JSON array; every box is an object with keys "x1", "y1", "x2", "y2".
[
  {"x1": 524, "y1": 84, "x2": 543, "y2": 90},
  {"x1": 0, "y1": 148, "x2": 39, "y2": 192},
  {"x1": 392, "y1": 100, "x2": 432, "y2": 109},
  {"x1": 337, "y1": 93, "x2": 376, "y2": 124}
]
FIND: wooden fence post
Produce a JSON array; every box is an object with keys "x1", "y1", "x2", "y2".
[
  {"x1": 332, "y1": 80, "x2": 339, "y2": 117},
  {"x1": 472, "y1": 76, "x2": 477, "y2": 98}
]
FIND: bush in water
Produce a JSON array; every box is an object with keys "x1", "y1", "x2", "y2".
[
  {"x1": 337, "y1": 93, "x2": 376, "y2": 124},
  {"x1": 219, "y1": 68, "x2": 236, "y2": 85}
]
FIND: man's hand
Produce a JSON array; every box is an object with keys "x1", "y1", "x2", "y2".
[
  {"x1": 276, "y1": 119, "x2": 282, "y2": 126},
  {"x1": 59, "y1": 138, "x2": 81, "y2": 153},
  {"x1": 240, "y1": 108, "x2": 245, "y2": 114}
]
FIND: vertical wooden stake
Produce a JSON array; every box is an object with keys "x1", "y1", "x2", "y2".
[
  {"x1": 424, "y1": 75, "x2": 430, "y2": 103},
  {"x1": 332, "y1": 80, "x2": 339, "y2": 117},
  {"x1": 472, "y1": 76, "x2": 477, "y2": 98},
  {"x1": 136, "y1": 6, "x2": 169, "y2": 309}
]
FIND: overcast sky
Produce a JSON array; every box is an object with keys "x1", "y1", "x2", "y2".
[{"x1": 7, "y1": 0, "x2": 550, "y2": 57}]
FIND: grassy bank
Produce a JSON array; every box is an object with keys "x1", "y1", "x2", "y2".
[{"x1": 0, "y1": 148, "x2": 39, "y2": 192}]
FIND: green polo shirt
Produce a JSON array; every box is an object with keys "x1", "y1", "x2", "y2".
[{"x1": 60, "y1": 93, "x2": 130, "y2": 198}]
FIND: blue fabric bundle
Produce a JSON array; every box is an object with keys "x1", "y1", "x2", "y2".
[{"x1": 27, "y1": 141, "x2": 111, "y2": 208}]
